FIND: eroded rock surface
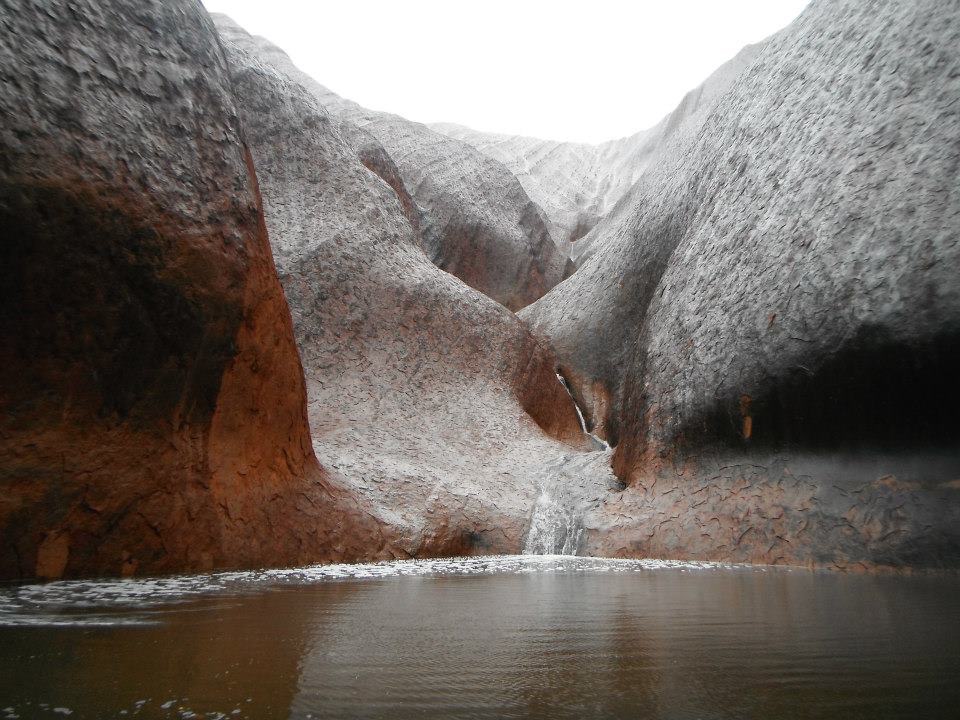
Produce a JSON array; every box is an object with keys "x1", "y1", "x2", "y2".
[
  {"x1": 433, "y1": 43, "x2": 762, "y2": 252},
  {"x1": 530, "y1": 0, "x2": 960, "y2": 568},
  {"x1": 0, "y1": 0, "x2": 382, "y2": 579},
  {"x1": 2, "y1": 0, "x2": 956, "y2": 579},
  {"x1": 214, "y1": 17, "x2": 595, "y2": 558},
  {"x1": 519, "y1": 43, "x2": 767, "y2": 440},
  {"x1": 431, "y1": 124, "x2": 654, "y2": 249},
  {"x1": 212, "y1": 17, "x2": 568, "y2": 311}
]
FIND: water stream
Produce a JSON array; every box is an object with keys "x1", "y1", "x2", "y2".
[
  {"x1": 555, "y1": 372, "x2": 609, "y2": 450},
  {"x1": 523, "y1": 374, "x2": 613, "y2": 555},
  {"x1": 523, "y1": 455, "x2": 586, "y2": 555}
]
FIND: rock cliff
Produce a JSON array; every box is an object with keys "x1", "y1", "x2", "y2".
[
  {"x1": 0, "y1": 0, "x2": 383, "y2": 579},
  {"x1": 517, "y1": 42, "x2": 769, "y2": 440},
  {"x1": 1, "y1": 0, "x2": 957, "y2": 578},
  {"x1": 210, "y1": 18, "x2": 569, "y2": 311},
  {"x1": 528, "y1": 0, "x2": 960, "y2": 568},
  {"x1": 213, "y1": 17, "x2": 592, "y2": 558}
]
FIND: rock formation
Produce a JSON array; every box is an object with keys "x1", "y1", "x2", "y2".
[
  {"x1": 213, "y1": 17, "x2": 593, "y2": 558},
  {"x1": 1, "y1": 0, "x2": 957, "y2": 579},
  {"x1": 432, "y1": 43, "x2": 762, "y2": 252},
  {"x1": 0, "y1": 0, "x2": 383, "y2": 579},
  {"x1": 517, "y1": 43, "x2": 769, "y2": 441},
  {"x1": 528, "y1": 0, "x2": 960, "y2": 568},
  {"x1": 211, "y1": 20, "x2": 569, "y2": 311},
  {"x1": 431, "y1": 123, "x2": 651, "y2": 250}
]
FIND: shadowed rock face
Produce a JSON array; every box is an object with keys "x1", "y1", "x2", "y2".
[
  {"x1": 529, "y1": 0, "x2": 960, "y2": 568},
  {"x1": 0, "y1": 0, "x2": 384, "y2": 579},
  {"x1": 214, "y1": 18, "x2": 593, "y2": 558},
  {"x1": 619, "y1": 0, "x2": 960, "y2": 473},
  {"x1": 210, "y1": 17, "x2": 569, "y2": 312},
  {"x1": 518, "y1": 43, "x2": 768, "y2": 442}
]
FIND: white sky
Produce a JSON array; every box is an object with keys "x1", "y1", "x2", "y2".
[{"x1": 203, "y1": 0, "x2": 809, "y2": 144}]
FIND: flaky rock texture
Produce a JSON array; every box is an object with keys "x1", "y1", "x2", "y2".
[
  {"x1": 531, "y1": 0, "x2": 960, "y2": 568},
  {"x1": 211, "y1": 18, "x2": 568, "y2": 311},
  {"x1": 0, "y1": 0, "x2": 382, "y2": 579},
  {"x1": 2, "y1": 0, "x2": 956, "y2": 579},
  {"x1": 214, "y1": 17, "x2": 593, "y2": 557},
  {"x1": 519, "y1": 43, "x2": 768, "y2": 440}
]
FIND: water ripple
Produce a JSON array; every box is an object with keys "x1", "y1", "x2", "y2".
[{"x1": 0, "y1": 555, "x2": 767, "y2": 625}]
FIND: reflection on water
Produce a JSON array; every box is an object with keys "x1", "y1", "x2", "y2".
[{"x1": 0, "y1": 556, "x2": 958, "y2": 719}]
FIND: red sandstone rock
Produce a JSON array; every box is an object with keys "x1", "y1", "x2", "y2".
[
  {"x1": 0, "y1": 0, "x2": 383, "y2": 579},
  {"x1": 3, "y1": 0, "x2": 956, "y2": 579}
]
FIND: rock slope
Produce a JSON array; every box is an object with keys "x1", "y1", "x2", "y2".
[
  {"x1": 2, "y1": 0, "x2": 957, "y2": 578},
  {"x1": 529, "y1": 0, "x2": 960, "y2": 568},
  {"x1": 517, "y1": 44, "x2": 767, "y2": 444},
  {"x1": 214, "y1": 17, "x2": 598, "y2": 558},
  {"x1": 211, "y1": 17, "x2": 569, "y2": 311},
  {"x1": 0, "y1": 0, "x2": 383, "y2": 579},
  {"x1": 431, "y1": 124, "x2": 654, "y2": 249},
  {"x1": 432, "y1": 43, "x2": 762, "y2": 252}
]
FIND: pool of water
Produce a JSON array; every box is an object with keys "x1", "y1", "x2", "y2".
[{"x1": 0, "y1": 556, "x2": 957, "y2": 719}]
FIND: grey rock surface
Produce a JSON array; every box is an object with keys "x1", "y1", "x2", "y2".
[
  {"x1": 215, "y1": 17, "x2": 602, "y2": 557},
  {"x1": 431, "y1": 124, "x2": 655, "y2": 249},
  {"x1": 212, "y1": 16, "x2": 568, "y2": 311},
  {"x1": 518, "y1": 43, "x2": 768, "y2": 441},
  {"x1": 529, "y1": 0, "x2": 960, "y2": 567},
  {"x1": 433, "y1": 43, "x2": 762, "y2": 252},
  {"x1": 621, "y1": 0, "x2": 960, "y2": 472}
]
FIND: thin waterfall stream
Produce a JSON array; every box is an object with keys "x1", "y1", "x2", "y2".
[
  {"x1": 523, "y1": 373, "x2": 613, "y2": 555},
  {"x1": 555, "y1": 372, "x2": 610, "y2": 450}
]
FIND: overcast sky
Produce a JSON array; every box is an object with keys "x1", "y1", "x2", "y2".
[{"x1": 203, "y1": 0, "x2": 809, "y2": 144}]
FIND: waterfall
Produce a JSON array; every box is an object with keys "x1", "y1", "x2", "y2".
[
  {"x1": 555, "y1": 372, "x2": 610, "y2": 451},
  {"x1": 523, "y1": 456, "x2": 585, "y2": 555},
  {"x1": 523, "y1": 373, "x2": 612, "y2": 555},
  {"x1": 560, "y1": 375, "x2": 590, "y2": 434}
]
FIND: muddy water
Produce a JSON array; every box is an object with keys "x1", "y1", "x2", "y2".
[{"x1": 0, "y1": 556, "x2": 958, "y2": 719}]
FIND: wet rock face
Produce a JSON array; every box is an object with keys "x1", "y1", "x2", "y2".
[
  {"x1": 616, "y1": 0, "x2": 960, "y2": 473},
  {"x1": 2, "y1": 0, "x2": 956, "y2": 578},
  {"x1": 0, "y1": 0, "x2": 380, "y2": 579},
  {"x1": 208, "y1": 19, "x2": 568, "y2": 312},
  {"x1": 518, "y1": 44, "x2": 766, "y2": 442},
  {"x1": 356, "y1": 119, "x2": 571, "y2": 311},
  {"x1": 583, "y1": 453, "x2": 960, "y2": 570},
  {"x1": 529, "y1": 0, "x2": 960, "y2": 567},
  {"x1": 214, "y1": 18, "x2": 591, "y2": 558}
]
